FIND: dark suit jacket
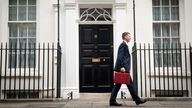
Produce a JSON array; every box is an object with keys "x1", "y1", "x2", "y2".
[{"x1": 114, "y1": 41, "x2": 131, "y2": 72}]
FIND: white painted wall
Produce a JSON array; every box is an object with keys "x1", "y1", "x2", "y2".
[
  {"x1": 135, "y1": 0, "x2": 153, "y2": 44},
  {"x1": 38, "y1": 0, "x2": 56, "y2": 43},
  {"x1": 0, "y1": 0, "x2": 8, "y2": 43},
  {"x1": 184, "y1": 0, "x2": 192, "y2": 43},
  {"x1": 61, "y1": 0, "x2": 80, "y2": 99}
]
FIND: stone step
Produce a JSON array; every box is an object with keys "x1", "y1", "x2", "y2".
[{"x1": 80, "y1": 93, "x2": 111, "y2": 100}]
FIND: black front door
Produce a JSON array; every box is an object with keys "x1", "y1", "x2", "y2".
[{"x1": 79, "y1": 25, "x2": 113, "y2": 92}]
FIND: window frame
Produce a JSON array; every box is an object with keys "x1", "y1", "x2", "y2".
[
  {"x1": 8, "y1": 0, "x2": 37, "y2": 69},
  {"x1": 152, "y1": 0, "x2": 181, "y2": 68}
]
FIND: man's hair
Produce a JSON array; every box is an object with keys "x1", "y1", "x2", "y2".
[{"x1": 122, "y1": 32, "x2": 130, "y2": 40}]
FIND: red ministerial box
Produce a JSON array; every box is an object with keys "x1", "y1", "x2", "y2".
[{"x1": 114, "y1": 72, "x2": 131, "y2": 85}]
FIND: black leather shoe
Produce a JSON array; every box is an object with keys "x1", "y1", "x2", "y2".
[
  {"x1": 136, "y1": 99, "x2": 147, "y2": 105},
  {"x1": 110, "y1": 101, "x2": 123, "y2": 106}
]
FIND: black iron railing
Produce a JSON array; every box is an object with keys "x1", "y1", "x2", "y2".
[
  {"x1": 0, "y1": 43, "x2": 61, "y2": 99},
  {"x1": 132, "y1": 43, "x2": 192, "y2": 97}
]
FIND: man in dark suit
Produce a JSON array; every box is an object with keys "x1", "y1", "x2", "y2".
[{"x1": 109, "y1": 32, "x2": 147, "y2": 106}]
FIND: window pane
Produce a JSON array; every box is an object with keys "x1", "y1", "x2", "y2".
[
  {"x1": 104, "y1": 15, "x2": 112, "y2": 21},
  {"x1": 28, "y1": 24, "x2": 36, "y2": 37},
  {"x1": 162, "y1": 7, "x2": 170, "y2": 20},
  {"x1": 20, "y1": 54, "x2": 26, "y2": 68},
  {"x1": 168, "y1": 53, "x2": 172, "y2": 67},
  {"x1": 28, "y1": 0, "x2": 36, "y2": 5},
  {"x1": 176, "y1": 53, "x2": 181, "y2": 67},
  {"x1": 28, "y1": 54, "x2": 35, "y2": 68},
  {"x1": 171, "y1": 7, "x2": 179, "y2": 20},
  {"x1": 97, "y1": 16, "x2": 106, "y2": 21},
  {"x1": 155, "y1": 53, "x2": 162, "y2": 67},
  {"x1": 9, "y1": 0, "x2": 17, "y2": 5},
  {"x1": 154, "y1": 38, "x2": 161, "y2": 49},
  {"x1": 19, "y1": 38, "x2": 27, "y2": 49},
  {"x1": 171, "y1": 0, "x2": 179, "y2": 5},
  {"x1": 153, "y1": 0, "x2": 160, "y2": 6},
  {"x1": 28, "y1": 38, "x2": 36, "y2": 49},
  {"x1": 28, "y1": 6, "x2": 36, "y2": 21},
  {"x1": 171, "y1": 38, "x2": 180, "y2": 48},
  {"x1": 172, "y1": 53, "x2": 181, "y2": 67},
  {"x1": 163, "y1": 53, "x2": 172, "y2": 67},
  {"x1": 172, "y1": 53, "x2": 176, "y2": 67},
  {"x1": 9, "y1": 24, "x2": 18, "y2": 37},
  {"x1": 162, "y1": 23, "x2": 170, "y2": 37},
  {"x1": 80, "y1": 16, "x2": 86, "y2": 21},
  {"x1": 104, "y1": 8, "x2": 112, "y2": 16},
  {"x1": 153, "y1": 23, "x2": 161, "y2": 37},
  {"x1": 163, "y1": 38, "x2": 170, "y2": 49},
  {"x1": 19, "y1": 24, "x2": 27, "y2": 37},
  {"x1": 19, "y1": 0, "x2": 27, "y2": 5},
  {"x1": 9, "y1": 38, "x2": 18, "y2": 49},
  {"x1": 153, "y1": 7, "x2": 161, "y2": 21},
  {"x1": 86, "y1": 16, "x2": 95, "y2": 21},
  {"x1": 162, "y1": 0, "x2": 169, "y2": 6},
  {"x1": 163, "y1": 53, "x2": 168, "y2": 67},
  {"x1": 9, "y1": 54, "x2": 17, "y2": 68},
  {"x1": 18, "y1": 6, "x2": 27, "y2": 21},
  {"x1": 171, "y1": 23, "x2": 179, "y2": 36},
  {"x1": 28, "y1": 38, "x2": 36, "y2": 43},
  {"x1": 9, "y1": 6, "x2": 17, "y2": 21}
]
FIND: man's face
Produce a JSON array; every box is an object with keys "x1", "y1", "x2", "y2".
[{"x1": 125, "y1": 34, "x2": 131, "y2": 42}]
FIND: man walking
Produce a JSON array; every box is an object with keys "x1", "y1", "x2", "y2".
[{"x1": 109, "y1": 32, "x2": 147, "y2": 106}]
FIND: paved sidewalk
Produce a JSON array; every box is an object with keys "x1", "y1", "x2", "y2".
[{"x1": 0, "y1": 99, "x2": 192, "y2": 108}]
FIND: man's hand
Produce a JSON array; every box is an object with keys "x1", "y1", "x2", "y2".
[{"x1": 120, "y1": 67, "x2": 126, "y2": 73}]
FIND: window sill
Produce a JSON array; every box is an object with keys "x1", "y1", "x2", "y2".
[{"x1": 8, "y1": 21, "x2": 36, "y2": 23}]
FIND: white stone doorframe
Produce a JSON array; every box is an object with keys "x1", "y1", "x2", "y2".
[{"x1": 60, "y1": 1, "x2": 129, "y2": 99}]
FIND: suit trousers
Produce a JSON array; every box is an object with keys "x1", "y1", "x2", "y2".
[{"x1": 110, "y1": 78, "x2": 140, "y2": 103}]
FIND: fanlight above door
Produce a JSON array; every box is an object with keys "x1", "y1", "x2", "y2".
[{"x1": 80, "y1": 8, "x2": 112, "y2": 22}]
